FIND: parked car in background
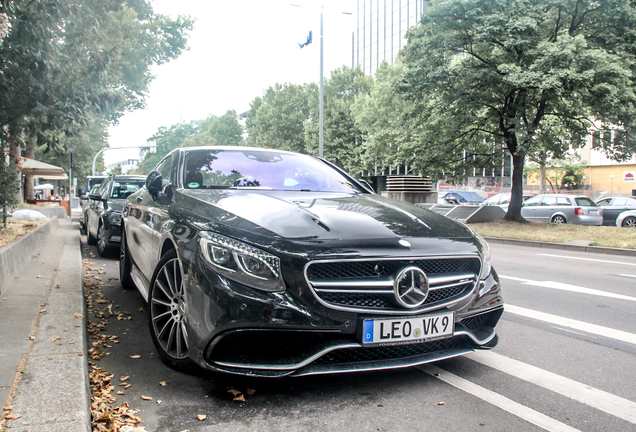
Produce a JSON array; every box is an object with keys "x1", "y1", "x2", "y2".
[
  {"x1": 120, "y1": 146, "x2": 503, "y2": 377},
  {"x1": 521, "y1": 194, "x2": 603, "y2": 225},
  {"x1": 481, "y1": 193, "x2": 535, "y2": 211},
  {"x1": 616, "y1": 210, "x2": 636, "y2": 227},
  {"x1": 442, "y1": 191, "x2": 485, "y2": 205},
  {"x1": 595, "y1": 196, "x2": 636, "y2": 226},
  {"x1": 86, "y1": 175, "x2": 146, "y2": 256},
  {"x1": 79, "y1": 184, "x2": 100, "y2": 235}
]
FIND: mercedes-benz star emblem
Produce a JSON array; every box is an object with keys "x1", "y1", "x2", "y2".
[{"x1": 394, "y1": 266, "x2": 429, "y2": 308}]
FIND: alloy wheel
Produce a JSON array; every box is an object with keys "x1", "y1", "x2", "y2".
[
  {"x1": 623, "y1": 216, "x2": 636, "y2": 228},
  {"x1": 552, "y1": 215, "x2": 566, "y2": 224},
  {"x1": 150, "y1": 257, "x2": 189, "y2": 360},
  {"x1": 97, "y1": 224, "x2": 107, "y2": 256}
]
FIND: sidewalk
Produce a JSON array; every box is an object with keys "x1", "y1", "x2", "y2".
[{"x1": 0, "y1": 212, "x2": 90, "y2": 432}]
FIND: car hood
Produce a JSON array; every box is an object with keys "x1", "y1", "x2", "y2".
[{"x1": 177, "y1": 189, "x2": 474, "y2": 241}]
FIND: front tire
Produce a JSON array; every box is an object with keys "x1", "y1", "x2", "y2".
[
  {"x1": 148, "y1": 249, "x2": 195, "y2": 372},
  {"x1": 97, "y1": 223, "x2": 109, "y2": 257},
  {"x1": 622, "y1": 216, "x2": 636, "y2": 228},
  {"x1": 119, "y1": 227, "x2": 135, "y2": 289},
  {"x1": 551, "y1": 215, "x2": 566, "y2": 224}
]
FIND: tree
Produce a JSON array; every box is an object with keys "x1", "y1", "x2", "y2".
[
  {"x1": 0, "y1": 0, "x2": 192, "y2": 186},
  {"x1": 400, "y1": 0, "x2": 636, "y2": 221},
  {"x1": 183, "y1": 110, "x2": 244, "y2": 148},
  {"x1": 245, "y1": 82, "x2": 318, "y2": 153},
  {"x1": 133, "y1": 123, "x2": 196, "y2": 174},
  {"x1": 0, "y1": 157, "x2": 19, "y2": 228},
  {"x1": 304, "y1": 66, "x2": 373, "y2": 175},
  {"x1": 353, "y1": 61, "x2": 428, "y2": 177}
]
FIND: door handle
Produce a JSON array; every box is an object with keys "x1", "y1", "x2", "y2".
[{"x1": 136, "y1": 196, "x2": 143, "y2": 203}]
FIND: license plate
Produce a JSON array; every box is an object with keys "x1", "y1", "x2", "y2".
[
  {"x1": 589, "y1": 210, "x2": 599, "y2": 214},
  {"x1": 362, "y1": 312, "x2": 454, "y2": 346}
]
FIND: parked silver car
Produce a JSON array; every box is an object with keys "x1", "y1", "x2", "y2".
[
  {"x1": 596, "y1": 196, "x2": 636, "y2": 226},
  {"x1": 521, "y1": 194, "x2": 603, "y2": 225},
  {"x1": 616, "y1": 210, "x2": 636, "y2": 227}
]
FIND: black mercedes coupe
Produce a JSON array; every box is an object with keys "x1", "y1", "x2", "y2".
[{"x1": 120, "y1": 146, "x2": 503, "y2": 377}]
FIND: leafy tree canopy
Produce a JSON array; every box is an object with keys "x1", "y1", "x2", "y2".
[
  {"x1": 400, "y1": 0, "x2": 636, "y2": 220},
  {"x1": 245, "y1": 82, "x2": 318, "y2": 153},
  {"x1": 0, "y1": 0, "x2": 193, "y2": 164}
]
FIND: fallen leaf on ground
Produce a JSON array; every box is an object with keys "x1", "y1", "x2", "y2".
[
  {"x1": 3, "y1": 405, "x2": 13, "y2": 410},
  {"x1": 120, "y1": 376, "x2": 130, "y2": 382},
  {"x1": 159, "y1": 381, "x2": 166, "y2": 386},
  {"x1": 76, "y1": 313, "x2": 83, "y2": 318},
  {"x1": 130, "y1": 355, "x2": 141, "y2": 359},
  {"x1": 69, "y1": 341, "x2": 75, "y2": 344},
  {"x1": 233, "y1": 394, "x2": 246, "y2": 402},
  {"x1": 227, "y1": 389, "x2": 241, "y2": 397},
  {"x1": 438, "y1": 402, "x2": 445, "y2": 405},
  {"x1": 37, "y1": 275, "x2": 43, "y2": 278},
  {"x1": 246, "y1": 388, "x2": 256, "y2": 396},
  {"x1": 116, "y1": 391, "x2": 125, "y2": 395},
  {"x1": 52, "y1": 336, "x2": 61, "y2": 341},
  {"x1": 5, "y1": 413, "x2": 21, "y2": 419},
  {"x1": 141, "y1": 395, "x2": 152, "y2": 401},
  {"x1": 197, "y1": 415, "x2": 207, "y2": 421}
]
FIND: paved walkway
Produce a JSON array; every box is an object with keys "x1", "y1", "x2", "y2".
[{"x1": 0, "y1": 213, "x2": 90, "y2": 432}]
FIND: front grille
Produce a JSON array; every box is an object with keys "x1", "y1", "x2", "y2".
[
  {"x1": 307, "y1": 258, "x2": 476, "y2": 280},
  {"x1": 313, "y1": 336, "x2": 470, "y2": 365},
  {"x1": 306, "y1": 257, "x2": 480, "y2": 313}
]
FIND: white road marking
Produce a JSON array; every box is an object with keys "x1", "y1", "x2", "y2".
[
  {"x1": 536, "y1": 253, "x2": 636, "y2": 267},
  {"x1": 419, "y1": 364, "x2": 581, "y2": 432},
  {"x1": 505, "y1": 304, "x2": 636, "y2": 346},
  {"x1": 499, "y1": 275, "x2": 636, "y2": 302},
  {"x1": 467, "y1": 350, "x2": 636, "y2": 425}
]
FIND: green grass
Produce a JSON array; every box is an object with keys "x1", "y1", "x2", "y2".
[{"x1": 470, "y1": 221, "x2": 636, "y2": 249}]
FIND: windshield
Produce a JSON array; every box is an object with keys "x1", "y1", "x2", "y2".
[
  {"x1": 183, "y1": 149, "x2": 361, "y2": 193},
  {"x1": 110, "y1": 181, "x2": 145, "y2": 199}
]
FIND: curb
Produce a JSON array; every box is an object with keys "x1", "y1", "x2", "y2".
[
  {"x1": 0, "y1": 217, "x2": 59, "y2": 295},
  {"x1": 1, "y1": 218, "x2": 90, "y2": 432},
  {"x1": 484, "y1": 236, "x2": 636, "y2": 257}
]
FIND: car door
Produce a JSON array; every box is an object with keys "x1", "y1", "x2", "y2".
[
  {"x1": 535, "y1": 196, "x2": 557, "y2": 222},
  {"x1": 125, "y1": 154, "x2": 175, "y2": 281},
  {"x1": 603, "y1": 198, "x2": 629, "y2": 226},
  {"x1": 520, "y1": 196, "x2": 541, "y2": 221},
  {"x1": 87, "y1": 178, "x2": 111, "y2": 238}
]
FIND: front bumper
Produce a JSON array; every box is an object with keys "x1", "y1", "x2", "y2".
[{"x1": 182, "y1": 252, "x2": 503, "y2": 377}]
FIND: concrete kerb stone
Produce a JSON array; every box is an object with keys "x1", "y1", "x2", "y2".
[
  {"x1": 0, "y1": 217, "x2": 59, "y2": 295},
  {"x1": 484, "y1": 236, "x2": 636, "y2": 257},
  {"x1": 3, "y1": 218, "x2": 90, "y2": 432}
]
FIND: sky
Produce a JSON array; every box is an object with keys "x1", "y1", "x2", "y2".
[{"x1": 104, "y1": 0, "x2": 357, "y2": 165}]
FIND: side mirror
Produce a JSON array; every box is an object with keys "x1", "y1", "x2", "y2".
[
  {"x1": 88, "y1": 193, "x2": 103, "y2": 201},
  {"x1": 146, "y1": 170, "x2": 163, "y2": 198},
  {"x1": 80, "y1": 194, "x2": 88, "y2": 200}
]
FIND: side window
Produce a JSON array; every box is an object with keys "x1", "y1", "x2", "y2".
[
  {"x1": 556, "y1": 197, "x2": 571, "y2": 206},
  {"x1": 613, "y1": 198, "x2": 627, "y2": 206},
  {"x1": 96, "y1": 179, "x2": 111, "y2": 199},
  {"x1": 541, "y1": 197, "x2": 557, "y2": 206},
  {"x1": 627, "y1": 199, "x2": 636, "y2": 206},
  {"x1": 597, "y1": 198, "x2": 611, "y2": 206},
  {"x1": 523, "y1": 196, "x2": 541, "y2": 207},
  {"x1": 155, "y1": 155, "x2": 173, "y2": 187}
]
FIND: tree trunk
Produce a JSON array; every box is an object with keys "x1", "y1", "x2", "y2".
[
  {"x1": 8, "y1": 139, "x2": 23, "y2": 204},
  {"x1": 504, "y1": 152, "x2": 526, "y2": 221},
  {"x1": 24, "y1": 132, "x2": 36, "y2": 201},
  {"x1": 539, "y1": 152, "x2": 546, "y2": 195}
]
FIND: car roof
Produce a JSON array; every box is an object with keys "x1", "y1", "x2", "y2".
[{"x1": 111, "y1": 175, "x2": 146, "y2": 181}]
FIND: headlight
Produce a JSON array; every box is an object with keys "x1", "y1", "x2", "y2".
[
  {"x1": 108, "y1": 212, "x2": 122, "y2": 224},
  {"x1": 198, "y1": 232, "x2": 284, "y2": 292},
  {"x1": 474, "y1": 232, "x2": 492, "y2": 280}
]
